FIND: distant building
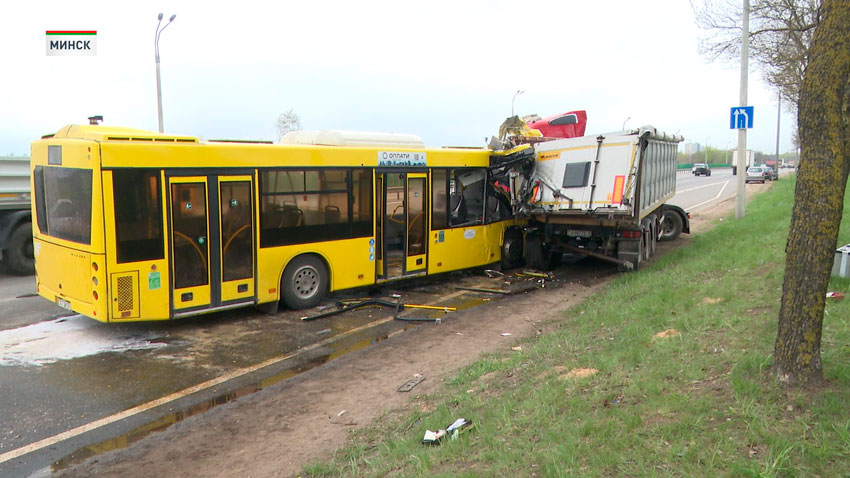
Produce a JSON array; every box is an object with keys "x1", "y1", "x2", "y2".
[{"x1": 683, "y1": 143, "x2": 702, "y2": 155}]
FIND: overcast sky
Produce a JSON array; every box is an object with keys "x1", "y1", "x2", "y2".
[{"x1": 0, "y1": 0, "x2": 795, "y2": 157}]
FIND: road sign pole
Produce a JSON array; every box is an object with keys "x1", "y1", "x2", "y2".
[{"x1": 736, "y1": 0, "x2": 749, "y2": 219}]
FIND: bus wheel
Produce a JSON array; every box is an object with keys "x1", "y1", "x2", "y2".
[
  {"x1": 5, "y1": 222, "x2": 34, "y2": 275},
  {"x1": 281, "y1": 255, "x2": 328, "y2": 310}
]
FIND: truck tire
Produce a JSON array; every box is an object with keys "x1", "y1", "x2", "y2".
[
  {"x1": 500, "y1": 229, "x2": 524, "y2": 270},
  {"x1": 659, "y1": 211, "x2": 683, "y2": 242},
  {"x1": 5, "y1": 222, "x2": 34, "y2": 275},
  {"x1": 280, "y1": 255, "x2": 328, "y2": 310}
]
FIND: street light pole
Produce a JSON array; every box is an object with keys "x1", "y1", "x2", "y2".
[
  {"x1": 622, "y1": 116, "x2": 631, "y2": 130},
  {"x1": 511, "y1": 90, "x2": 524, "y2": 117},
  {"x1": 155, "y1": 13, "x2": 177, "y2": 133},
  {"x1": 775, "y1": 92, "x2": 781, "y2": 173},
  {"x1": 705, "y1": 137, "x2": 711, "y2": 164},
  {"x1": 735, "y1": 0, "x2": 749, "y2": 219}
]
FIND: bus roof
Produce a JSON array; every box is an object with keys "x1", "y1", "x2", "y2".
[
  {"x1": 280, "y1": 130, "x2": 425, "y2": 149},
  {"x1": 42, "y1": 124, "x2": 199, "y2": 143}
]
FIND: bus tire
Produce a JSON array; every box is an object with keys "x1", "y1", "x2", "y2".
[
  {"x1": 500, "y1": 229, "x2": 524, "y2": 270},
  {"x1": 659, "y1": 210, "x2": 683, "y2": 242},
  {"x1": 5, "y1": 222, "x2": 34, "y2": 275},
  {"x1": 281, "y1": 255, "x2": 328, "y2": 310}
]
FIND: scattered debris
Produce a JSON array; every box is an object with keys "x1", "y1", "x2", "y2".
[
  {"x1": 511, "y1": 346, "x2": 523, "y2": 352},
  {"x1": 603, "y1": 394, "x2": 625, "y2": 407},
  {"x1": 303, "y1": 295, "x2": 452, "y2": 322},
  {"x1": 826, "y1": 291, "x2": 845, "y2": 301},
  {"x1": 337, "y1": 410, "x2": 347, "y2": 417},
  {"x1": 316, "y1": 328, "x2": 332, "y2": 336},
  {"x1": 501, "y1": 332, "x2": 512, "y2": 336},
  {"x1": 397, "y1": 373, "x2": 426, "y2": 392},
  {"x1": 455, "y1": 286, "x2": 510, "y2": 295},
  {"x1": 701, "y1": 297, "x2": 724, "y2": 305},
  {"x1": 520, "y1": 269, "x2": 555, "y2": 280},
  {"x1": 653, "y1": 329, "x2": 681, "y2": 341},
  {"x1": 422, "y1": 418, "x2": 474, "y2": 445},
  {"x1": 404, "y1": 304, "x2": 457, "y2": 312},
  {"x1": 484, "y1": 269, "x2": 504, "y2": 278}
]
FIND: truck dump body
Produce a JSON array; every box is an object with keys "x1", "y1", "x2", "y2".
[
  {"x1": 523, "y1": 127, "x2": 680, "y2": 227},
  {"x1": 491, "y1": 125, "x2": 685, "y2": 271}
]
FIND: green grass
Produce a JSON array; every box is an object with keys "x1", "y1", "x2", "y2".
[{"x1": 301, "y1": 174, "x2": 850, "y2": 477}]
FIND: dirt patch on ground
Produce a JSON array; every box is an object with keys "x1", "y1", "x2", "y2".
[{"x1": 54, "y1": 183, "x2": 775, "y2": 478}]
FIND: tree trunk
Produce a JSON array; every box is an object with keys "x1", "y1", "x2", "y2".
[{"x1": 773, "y1": 0, "x2": 850, "y2": 386}]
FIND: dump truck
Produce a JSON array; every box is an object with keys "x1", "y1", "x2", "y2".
[
  {"x1": 0, "y1": 156, "x2": 33, "y2": 274},
  {"x1": 490, "y1": 125, "x2": 689, "y2": 271}
]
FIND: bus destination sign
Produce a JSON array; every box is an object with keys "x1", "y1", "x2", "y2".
[{"x1": 378, "y1": 151, "x2": 426, "y2": 167}]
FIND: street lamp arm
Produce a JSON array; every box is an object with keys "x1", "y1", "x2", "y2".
[{"x1": 155, "y1": 17, "x2": 163, "y2": 59}]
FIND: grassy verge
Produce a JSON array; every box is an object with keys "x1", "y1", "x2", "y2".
[{"x1": 303, "y1": 175, "x2": 850, "y2": 477}]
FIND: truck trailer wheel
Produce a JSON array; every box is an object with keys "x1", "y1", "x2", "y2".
[
  {"x1": 5, "y1": 222, "x2": 34, "y2": 275},
  {"x1": 659, "y1": 211, "x2": 683, "y2": 242},
  {"x1": 500, "y1": 229, "x2": 524, "y2": 270},
  {"x1": 280, "y1": 255, "x2": 328, "y2": 310}
]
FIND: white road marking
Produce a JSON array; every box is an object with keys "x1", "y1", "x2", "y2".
[
  {"x1": 675, "y1": 180, "x2": 729, "y2": 194},
  {"x1": 686, "y1": 180, "x2": 730, "y2": 212},
  {"x1": 0, "y1": 290, "x2": 469, "y2": 465}
]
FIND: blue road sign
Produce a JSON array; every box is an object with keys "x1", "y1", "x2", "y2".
[{"x1": 730, "y1": 106, "x2": 754, "y2": 129}]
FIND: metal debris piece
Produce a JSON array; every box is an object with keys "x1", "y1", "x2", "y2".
[
  {"x1": 455, "y1": 286, "x2": 510, "y2": 295},
  {"x1": 398, "y1": 373, "x2": 425, "y2": 392}
]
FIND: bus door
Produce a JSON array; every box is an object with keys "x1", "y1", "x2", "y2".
[
  {"x1": 405, "y1": 173, "x2": 427, "y2": 274},
  {"x1": 376, "y1": 172, "x2": 428, "y2": 281},
  {"x1": 168, "y1": 174, "x2": 255, "y2": 316}
]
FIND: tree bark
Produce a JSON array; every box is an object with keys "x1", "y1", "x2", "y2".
[{"x1": 773, "y1": 0, "x2": 850, "y2": 385}]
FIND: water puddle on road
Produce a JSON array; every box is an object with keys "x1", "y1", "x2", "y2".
[
  {"x1": 0, "y1": 316, "x2": 168, "y2": 367},
  {"x1": 43, "y1": 275, "x2": 545, "y2": 474},
  {"x1": 49, "y1": 324, "x2": 398, "y2": 474}
]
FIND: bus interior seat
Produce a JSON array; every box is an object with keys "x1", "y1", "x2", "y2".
[
  {"x1": 450, "y1": 192, "x2": 467, "y2": 223},
  {"x1": 324, "y1": 205, "x2": 341, "y2": 223},
  {"x1": 279, "y1": 206, "x2": 303, "y2": 227}
]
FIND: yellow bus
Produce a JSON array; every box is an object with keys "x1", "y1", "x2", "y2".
[{"x1": 30, "y1": 124, "x2": 524, "y2": 322}]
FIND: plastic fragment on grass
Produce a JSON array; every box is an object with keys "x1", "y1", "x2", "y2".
[
  {"x1": 563, "y1": 367, "x2": 598, "y2": 379},
  {"x1": 511, "y1": 346, "x2": 523, "y2": 352},
  {"x1": 826, "y1": 291, "x2": 845, "y2": 300},
  {"x1": 422, "y1": 418, "x2": 474, "y2": 445},
  {"x1": 653, "y1": 329, "x2": 681, "y2": 341}
]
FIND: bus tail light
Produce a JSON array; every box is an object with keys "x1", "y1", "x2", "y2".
[
  {"x1": 93, "y1": 291, "x2": 99, "y2": 300},
  {"x1": 622, "y1": 230, "x2": 641, "y2": 239},
  {"x1": 92, "y1": 262, "x2": 99, "y2": 272}
]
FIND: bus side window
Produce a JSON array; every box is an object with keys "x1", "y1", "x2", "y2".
[
  {"x1": 448, "y1": 169, "x2": 484, "y2": 226},
  {"x1": 260, "y1": 168, "x2": 370, "y2": 247},
  {"x1": 113, "y1": 169, "x2": 164, "y2": 263},
  {"x1": 431, "y1": 169, "x2": 448, "y2": 230}
]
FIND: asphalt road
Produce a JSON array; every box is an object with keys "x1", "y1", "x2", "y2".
[
  {"x1": 670, "y1": 168, "x2": 739, "y2": 212},
  {"x1": 0, "y1": 170, "x2": 750, "y2": 477}
]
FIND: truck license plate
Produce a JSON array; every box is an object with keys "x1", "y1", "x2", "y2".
[
  {"x1": 567, "y1": 229, "x2": 592, "y2": 238},
  {"x1": 56, "y1": 297, "x2": 71, "y2": 310}
]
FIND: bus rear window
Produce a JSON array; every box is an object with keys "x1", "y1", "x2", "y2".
[{"x1": 36, "y1": 167, "x2": 93, "y2": 245}]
